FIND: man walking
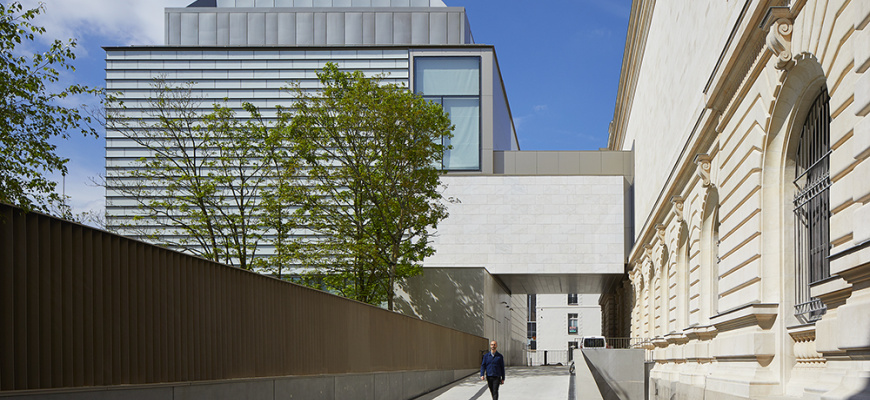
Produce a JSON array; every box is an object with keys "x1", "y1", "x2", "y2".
[{"x1": 480, "y1": 340, "x2": 506, "y2": 399}]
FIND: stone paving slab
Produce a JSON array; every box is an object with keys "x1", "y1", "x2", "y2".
[{"x1": 412, "y1": 365, "x2": 604, "y2": 400}]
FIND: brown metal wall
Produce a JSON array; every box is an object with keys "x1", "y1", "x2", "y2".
[{"x1": 0, "y1": 204, "x2": 487, "y2": 391}]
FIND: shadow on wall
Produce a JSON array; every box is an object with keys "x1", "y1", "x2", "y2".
[
  {"x1": 395, "y1": 268, "x2": 486, "y2": 337},
  {"x1": 581, "y1": 349, "x2": 646, "y2": 400}
]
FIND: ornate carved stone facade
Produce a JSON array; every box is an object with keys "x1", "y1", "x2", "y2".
[{"x1": 603, "y1": 0, "x2": 870, "y2": 398}]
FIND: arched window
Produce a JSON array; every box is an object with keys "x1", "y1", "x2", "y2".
[
  {"x1": 793, "y1": 88, "x2": 831, "y2": 323},
  {"x1": 700, "y1": 189, "x2": 720, "y2": 320},
  {"x1": 676, "y1": 224, "x2": 690, "y2": 330}
]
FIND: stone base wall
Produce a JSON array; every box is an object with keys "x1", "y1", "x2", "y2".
[{"x1": 0, "y1": 369, "x2": 478, "y2": 400}]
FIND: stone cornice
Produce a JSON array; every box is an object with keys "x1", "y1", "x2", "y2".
[
  {"x1": 810, "y1": 276, "x2": 852, "y2": 310},
  {"x1": 608, "y1": 0, "x2": 657, "y2": 150},
  {"x1": 710, "y1": 303, "x2": 779, "y2": 332},
  {"x1": 831, "y1": 256, "x2": 870, "y2": 287},
  {"x1": 705, "y1": 0, "x2": 782, "y2": 112},
  {"x1": 683, "y1": 325, "x2": 717, "y2": 341},
  {"x1": 651, "y1": 337, "x2": 669, "y2": 348},
  {"x1": 624, "y1": 0, "x2": 781, "y2": 268},
  {"x1": 665, "y1": 332, "x2": 689, "y2": 345},
  {"x1": 786, "y1": 323, "x2": 816, "y2": 342}
]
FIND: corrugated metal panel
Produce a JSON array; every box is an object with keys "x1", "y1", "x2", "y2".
[
  {"x1": 375, "y1": 12, "x2": 392, "y2": 44},
  {"x1": 168, "y1": 13, "x2": 182, "y2": 45},
  {"x1": 0, "y1": 204, "x2": 486, "y2": 391},
  {"x1": 362, "y1": 12, "x2": 376, "y2": 44},
  {"x1": 200, "y1": 13, "x2": 218, "y2": 45},
  {"x1": 265, "y1": 12, "x2": 279, "y2": 44},
  {"x1": 248, "y1": 13, "x2": 266, "y2": 44},
  {"x1": 277, "y1": 12, "x2": 296, "y2": 44},
  {"x1": 393, "y1": 12, "x2": 410, "y2": 43},
  {"x1": 230, "y1": 12, "x2": 248, "y2": 45},
  {"x1": 411, "y1": 12, "x2": 428, "y2": 44},
  {"x1": 181, "y1": 13, "x2": 200, "y2": 45},
  {"x1": 326, "y1": 12, "x2": 345, "y2": 44},
  {"x1": 429, "y1": 12, "x2": 446, "y2": 45},
  {"x1": 446, "y1": 11, "x2": 459, "y2": 44},
  {"x1": 345, "y1": 12, "x2": 363, "y2": 45}
]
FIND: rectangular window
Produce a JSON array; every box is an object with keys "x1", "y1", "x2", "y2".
[
  {"x1": 567, "y1": 294, "x2": 578, "y2": 305},
  {"x1": 414, "y1": 57, "x2": 481, "y2": 171},
  {"x1": 527, "y1": 294, "x2": 536, "y2": 320},
  {"x1": 568, "y1": 313, "x2": 578, "y2": 334},
  {"x1": 527, "y1": 295, "x2": 537, "y2": 349}
]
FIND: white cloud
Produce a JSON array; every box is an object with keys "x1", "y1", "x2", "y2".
[
  {"x1": 19, "y1": 0, "x2": 190, "y2": 47},
  {"x1": 533, "y1": 104, "x2": 548, "y2": 112}
]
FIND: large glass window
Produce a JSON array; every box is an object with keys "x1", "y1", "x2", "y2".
[
  {"x1": 793, "y1": 88, "x2": 831, "y2": 323},
  {"x1": 414, "y1": 57, "x2": 480, "y2": 170}
]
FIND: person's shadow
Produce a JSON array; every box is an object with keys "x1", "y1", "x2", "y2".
[
  {"x1": 411, "y1": 380, "x2": 489, "y2": 400},
  {"x1": 469, "y1": 384, "x2": 489, "y2": 399}
]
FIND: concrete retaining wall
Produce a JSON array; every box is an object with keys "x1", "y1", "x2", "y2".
[
  {"x1": 0, "y1": 369, "x2": 478, "y2": 400},
  {"x1": 581, "y1": 349, "x2": 645, "y2": 400}
]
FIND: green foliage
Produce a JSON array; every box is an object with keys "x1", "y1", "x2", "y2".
[
  {"x1": 0, "y1": 2, "x2": 99, "y2": 212},
  {"x1": 285, "y1": 63, "x2": 454, "y2": 309},
  {"x1": 107, "y1": 80, "x2": 294, "y2": 270}
]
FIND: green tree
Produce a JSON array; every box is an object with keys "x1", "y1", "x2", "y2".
[
  {"x1": 107, "y1": 80, "x2": 278, "y2": 270},
  {"x1": 285, "y1": 63, "x2": 454, "y2": 309},
  {"x1": 0, "y1": 2, "x2": 98, "y2": 212},
  {"x1": 255, "y1": 133, "x2": 304, "y2": 280}
]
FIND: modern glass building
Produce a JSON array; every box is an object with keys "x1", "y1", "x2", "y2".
[
  {"x1": 105, "y1": 0, "x2": 632, "y2": 365},
  {"x1": 105, "y1": 0, "x2": 519, "y2": 232}
]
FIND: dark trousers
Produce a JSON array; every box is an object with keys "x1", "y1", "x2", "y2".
[{"x1": 486, "y1": 376, "x2": 501, "y2": 400}]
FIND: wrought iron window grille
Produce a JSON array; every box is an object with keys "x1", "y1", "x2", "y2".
[{"x1": 792, "y1": 88, "x2": 831, "y2": 324}]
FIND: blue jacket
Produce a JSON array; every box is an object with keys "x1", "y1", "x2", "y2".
[{"x1": 480, "y1": 351, "x2": 505, "y2": 380}]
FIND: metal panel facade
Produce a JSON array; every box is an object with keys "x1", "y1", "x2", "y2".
[
  {"x1": 166, "y1": 8, "x2": 469, "y2": 46},
  {"x1": 0, "y1": 204, "x2": 487, "y2": 391}
]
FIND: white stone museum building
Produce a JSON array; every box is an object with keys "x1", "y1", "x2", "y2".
[{"x1": 599, "y1": 0, "x2": 870, "y2": 398}]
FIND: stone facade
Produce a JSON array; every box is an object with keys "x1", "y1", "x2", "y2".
[{"x1": 606, "y1": 0, "x2": 870, "y2": 398}]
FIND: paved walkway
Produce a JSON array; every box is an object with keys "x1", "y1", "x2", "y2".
[{"x1": 412, "y1": 364, "x2": 604, "y2": 400}]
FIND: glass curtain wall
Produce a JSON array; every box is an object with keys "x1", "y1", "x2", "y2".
[{"x1": 414, "y1": 57, "x2": 481, "y2": 170}]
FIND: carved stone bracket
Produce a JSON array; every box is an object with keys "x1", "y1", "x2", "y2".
[
  {"x1": 761, "y1": 6, "x2": 794, "y2": 70},
  {"x1": 664, "y1": 332, "x2": 689, "y2": 345},
  {"x1": 683, "y1": 325, "x2": 718, "y2": 341},
  {"x1": 710, "y1": 303, "x2": 779, "y2": 332},
  {"x1": 694, "y1": 154, "x2": 713, "y2": 187},
  {"x1": 670, "y1": 195, "x2": 685, "y2": 223},
  {"x1": 655, "y1": 223, "x2": 666, "y2": 244},
  {"x1": 651, "y1": 337, "x2": 669, "y2": 348}
]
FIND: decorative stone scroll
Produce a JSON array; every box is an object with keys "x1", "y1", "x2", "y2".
[
  {"x1": 655, "y1": 223, "x2": 666, "y2": 243},
  {"x1": 643, "y1": 244, "x2": 654, "y2": 267},
  {"x1": 694, "y1": 154, "x2": 713, "y2": 187},
  {"x1": 762, "y1": 6, "x2": 794, "y2": 70},
  {"x1": 670, "y1": 195, "x2": 685, "y2": 223}
]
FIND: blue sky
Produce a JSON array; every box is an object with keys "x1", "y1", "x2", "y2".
[{"x1": 20, "y1": 0, "x2": 631, "y2": 217}]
